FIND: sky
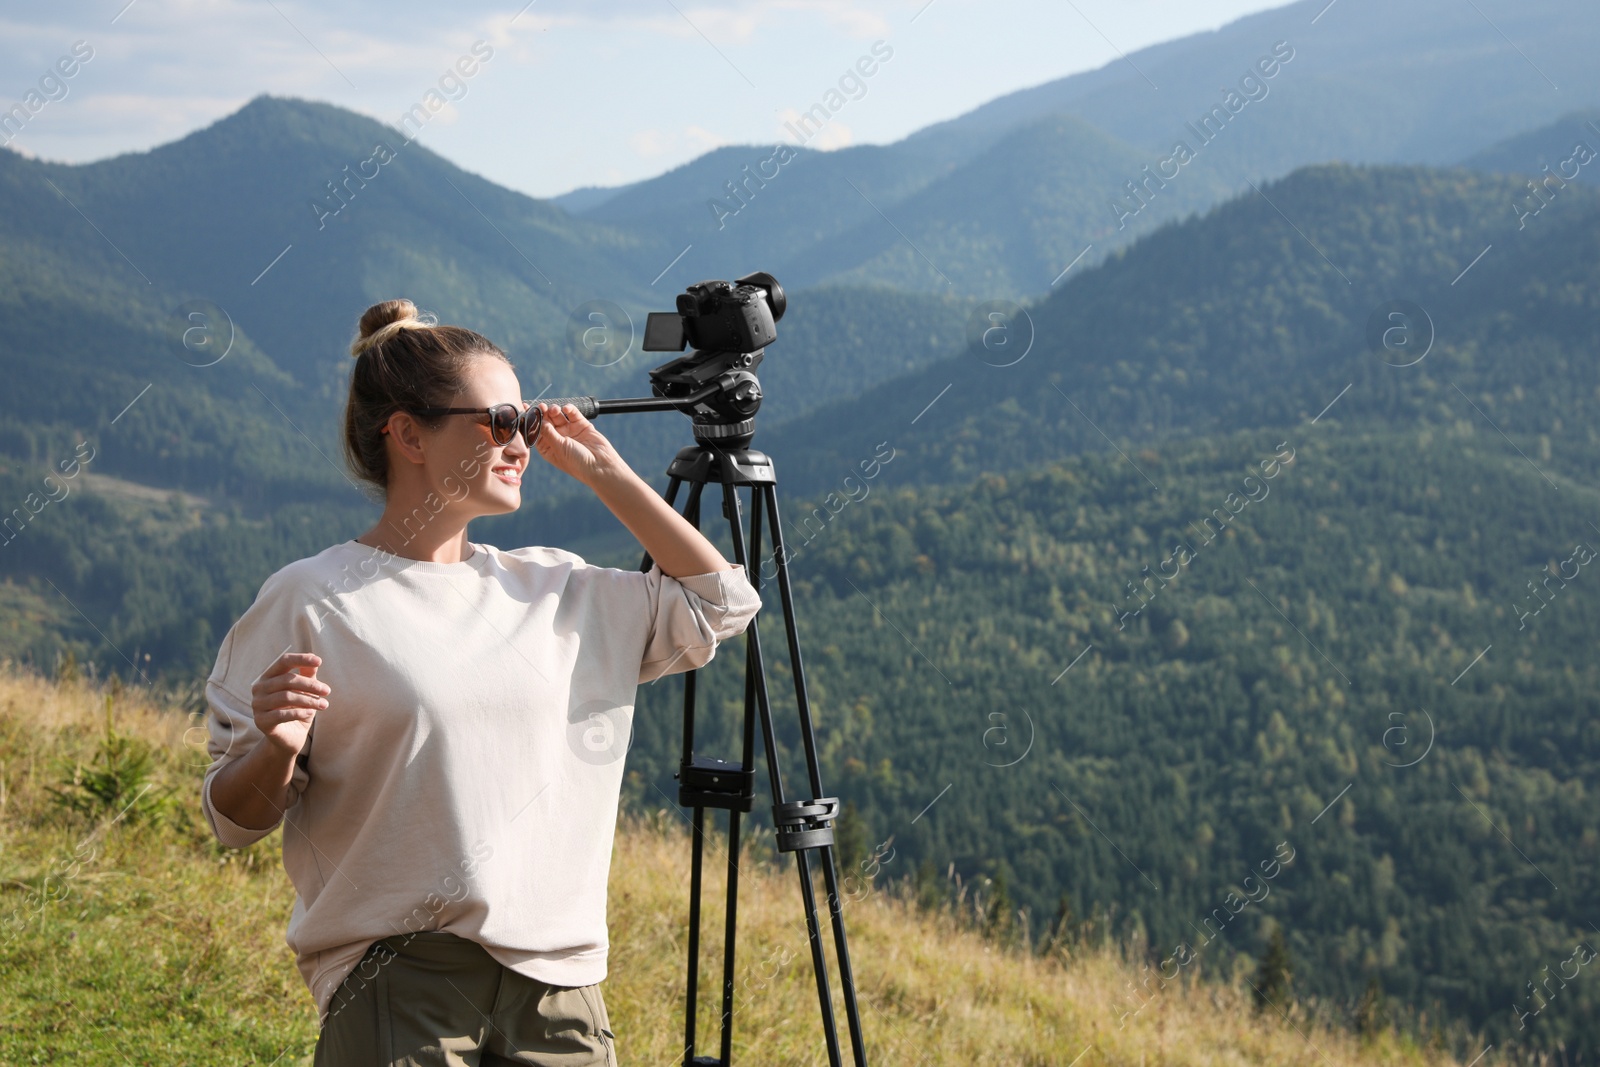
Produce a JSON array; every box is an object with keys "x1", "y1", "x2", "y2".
[{"x1": 2, "y1": 0, "x2": 1298, "y2": 200}]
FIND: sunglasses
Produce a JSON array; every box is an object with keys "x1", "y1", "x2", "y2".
[{"x1": 388, "y1": 403, "x2": 542, "y2": 446}]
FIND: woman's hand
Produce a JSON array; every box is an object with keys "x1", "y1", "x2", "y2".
[
  {"x1": 250, "y1": 651, "x2": 329, "y2": 757},
  {"x1": 534, "y1": 401, "x2": 733, "y2": 578},
  {"x1": 532, "y1": 402, "x2": 632, "y2": 487}
]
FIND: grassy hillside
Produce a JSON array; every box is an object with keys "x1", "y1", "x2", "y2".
[{"x1": 0, "y1": 664, "x2": 1463, "y2": 1065}]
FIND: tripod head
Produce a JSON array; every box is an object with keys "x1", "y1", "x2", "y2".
[{"x1": 542, "y1": 272, "x2": 784, "y2": 451}]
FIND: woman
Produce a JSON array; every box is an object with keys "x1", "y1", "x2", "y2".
[{"x1": 201, "y1": 299, "x2": 762, "y2": 1066}]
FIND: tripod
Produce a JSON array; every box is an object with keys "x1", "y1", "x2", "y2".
[
  {"x1": 639, "y1": 437, "x2": 870, "y2": 1067},
  {"x1": 547, "y1": 268, "x2": 867, "y2": 1064}
]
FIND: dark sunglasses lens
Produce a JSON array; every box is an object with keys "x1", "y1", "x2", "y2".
[
  {"x1": 488, "y1": 405, "x2": 518, "y2": 444},
  {"x1": 522, "y1": 406, "x2": 541, "y2": 444}
]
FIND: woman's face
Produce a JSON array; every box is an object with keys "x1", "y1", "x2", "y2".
[{"x1": 406, "y1": 354, "x2": 530, "y2": 517}]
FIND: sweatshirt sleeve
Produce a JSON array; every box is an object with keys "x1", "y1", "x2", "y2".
[
  {"x1": 636, "y1": 562, "x2": 763, "y2": 684},
  {"x1": 200, "y1": 568, "x2": 323, "y2": 849}
]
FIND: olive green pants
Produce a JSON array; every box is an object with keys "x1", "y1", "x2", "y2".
[{"x1": 313, "y1": 931, "x2": 618, "y2": 1066}]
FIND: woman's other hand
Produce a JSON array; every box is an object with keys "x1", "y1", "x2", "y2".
[{"x1": 251, "y1": 651, "x2": 329, "y2": 756}]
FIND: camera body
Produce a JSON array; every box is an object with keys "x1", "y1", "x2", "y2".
[{"x1": 645, "y1": 271, "x2": 785, "y2": 353}]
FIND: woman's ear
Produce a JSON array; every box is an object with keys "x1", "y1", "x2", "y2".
[{"x1": 386, "y1": 412, "x2": 429, "y2": 467}]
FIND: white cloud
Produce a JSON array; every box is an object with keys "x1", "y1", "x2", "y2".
[
  {"x1": 468, "y1": 0, "x2": 893, "y2": 39},
  {"x1": 652, "y1": 7, "x2": 764, "y2": 45},
  {"x1": 810, "y1": 120, "x2": 853, "y2": 149},
  {"x1": 768, "y1": 0, "x2": 892, "y2": 37},
  {"x1": 64, "y1": 91, "x2": 241, "y2": 125},
  {"x1": 4, "y1": 90, "x2": 247, "y2": 162},
  {"x1": 630, "y1": 124, "x2": 729, "y2": 159},
  {"x1": 629, "y1": 127, "x2": 673, "y2": 157},
  {"x1": 684, "y1": 124, "x2": 727, "y2": 150},
  {"x1": 775, "y1": 108, "x2": 855, "y2": 149}
]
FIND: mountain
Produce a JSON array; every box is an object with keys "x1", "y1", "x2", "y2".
[
  {"x1": 568, "y1": 132, "x2": 987, "y2": 292},
  {"x1": 1457, "y1": 107, "x2": 1600, "y2": 175},
  {"x1": 907, "y1": 0, "x2": 1596, "y2": 176},
  {"x1": 771, "y1": 111, "x2": 1235, "y2": 295},
  {"x1": 10, "y1": 158, "x2": 1599, "y2": 677},
  {"x1": 564, "y1": 0, "x2": 1600, "y2": 297},
  {"x1": 14, "y1": 95, "x2": 660, "y2": 385},
  {"x1": 0, "y1": 143, "x2": 332, "y2": 509},
  {"x1": 6, "y1": 75, "x2": 1600, "y2": 1061},
  {"x1": 752, "y1": 163, "x2": 1600, "y2": 495},
  {"x1": 616, "y1": 422, "x2": 1600, "y2": 1058},
  {"x1": 0, "y1": 94, "x2": 659, "y2": 510},
  {"x1": 547, "y1": 183, "x2": 626, "y2": 215},
  {"x1": 0, "y1": 96, "x2": 980, "y2": 512}
]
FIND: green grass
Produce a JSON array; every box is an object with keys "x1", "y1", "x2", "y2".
[{"x1": 0, "y1": 665, "x2": 1462, "y2": 1065}]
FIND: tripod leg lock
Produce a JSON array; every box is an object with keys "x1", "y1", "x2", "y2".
[
  {"x1": 676, "y1": 755, "x2": 756, "y2": 811},
  {"x1": 772, "y1": 797, "x2": 839, "y2": 853}
]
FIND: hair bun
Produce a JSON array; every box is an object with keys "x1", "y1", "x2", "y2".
[{"x1": 350, "y1": 298, "x2": 437, "y2": 357}]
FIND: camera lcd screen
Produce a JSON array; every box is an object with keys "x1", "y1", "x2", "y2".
[{"x1": 643, "y1": 312, "x2": 688, "y2": 352}]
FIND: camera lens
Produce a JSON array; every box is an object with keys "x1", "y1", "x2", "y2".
[{"x1": 736, "y1": 271, "x2": 785, "y2": 323}]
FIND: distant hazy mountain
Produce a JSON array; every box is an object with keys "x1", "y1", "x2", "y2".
[
  {"x1": 908, "y1": 0, "x2": 1595, "y2": 174},
  {"x1": 1457, "y1": 107, "x2": 1600, "y2": 176},
  {"x1": 562, "y1": 0, "x2": 1600, "y2": 296},
  {"x1": 771, "y1": 111, "x2": 1236, "y2": 294},
  {"x1": 0, "y1": 95, "x2": 666, "y2": 508},
  {"x1": 548, "y1": 183, "x2": 626, "y2": 215},
  {"x1": 567, "y1": 132, "x2": 988, "y2": 293}
]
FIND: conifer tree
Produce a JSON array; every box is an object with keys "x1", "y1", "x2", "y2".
[{"x1": 1252, "y1": 926, "x2": 1293, "y2": 1012}]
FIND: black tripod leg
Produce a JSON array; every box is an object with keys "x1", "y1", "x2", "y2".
[
  {"x1": 672, "y1": 478, "x2": 711, "y2": 1067},
  {"x1": 685, "y1": 804, "x2": 706, "y2": 1066},
  {"x1": 719, "y1": 482, "x2": 763, "y2": 1067},
  {"x1": 676, "y1": 473, "x2": 748, "y2": 1067},
  {"x1": 713, "y1": 476, "x2": 844, "y2": 1067},
  {"x1": 763, "y1": 482, "x2": 870, "y2": 1067},
  {"x1": 819, "y1": 844, "x2": 869, "y2": 1067},
  {"x1": 714, "y1": 475, "x2": 744, "y2": 1067},
  {"x1": 719, "y1": 807, "x2": 741, "y2": 1067},
  {"x1": 656, "y1": 445, "x2": 870, "y2": 1067},
  {"x1": 794, "y1": 848, "x2": 845, "y2": 1067}
]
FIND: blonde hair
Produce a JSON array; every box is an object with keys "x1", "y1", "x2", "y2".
[
  {"x1": 342, "y1": 298, "x2": 509, "y2": 491},
  {"x1": 350, "y1": 301, "x2": 439, "y2": 356}
]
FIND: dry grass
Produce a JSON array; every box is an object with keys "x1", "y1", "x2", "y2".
[{"x1": 0, "y1": 663, "x2": 1459, "y2": 1065}]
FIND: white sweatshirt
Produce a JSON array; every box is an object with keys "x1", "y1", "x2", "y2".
[{"x1": 200, "y1": 539, "x2": 762, "y2": 1022}]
